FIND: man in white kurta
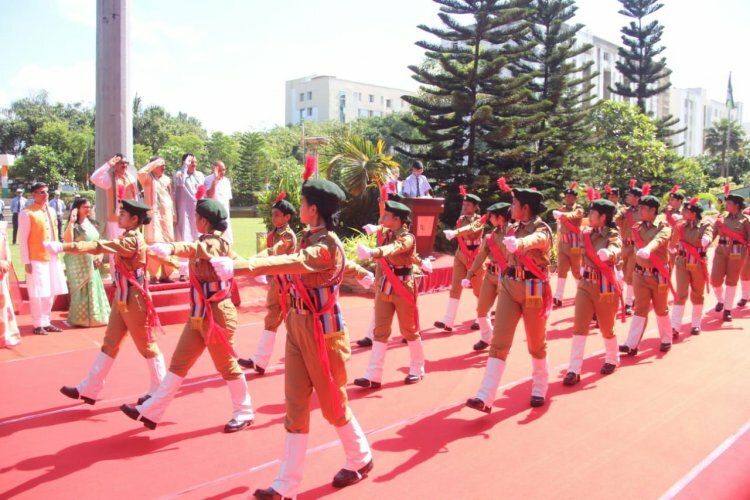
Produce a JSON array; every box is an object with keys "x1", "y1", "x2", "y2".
[
  {"x1": 173, "y1": 153, "x2": 205, "y2": 278},
  {"x1": 204, "y1": 160, "x2": 233, "y2": 243},
  {"x1": 0, "y1": 221, "x2": 21, "y2": 347},
  {"x1": 18, "y1": 183, "x2": 68, "y2": 335},
  {"x1": 137, "y1": 156, "x2": 178, "y2": 282},
  {"x1": 90, "y1": 154, "x2": 139, "y2": 240}
]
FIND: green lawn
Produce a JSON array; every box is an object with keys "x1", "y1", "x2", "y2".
[{"x1": 8, "y1": 217, "x2": 268, "y2": 281}]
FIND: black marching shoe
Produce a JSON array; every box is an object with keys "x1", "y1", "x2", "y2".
[
  {"x1": 672, "y1": 328, "x2": 679, "y2": 340},
  {"x1": 120, "y1": 404, "x2": 157, "y2": 429},
  {"x1": 33, "y1": 327, "x2": 48, "y2": 335},
  {"x1": 356, "y1": 337, "x2": 373, "y2": 348},
  {"x1": 43, "y1": 324, "x2": 62, "y2": 333},
  {"x1": 252, "y1": 487, "x2": 290, "y2": 500},
  {"x1": 660, "y1": 342, "x2": 672, "y2": 353},
  {"x1": 332, "y1": 459, "x2": 374, "y2": 488},
  {"x1": 618, "y1": 345, "x2": 638, "y2": 356},
  {"x1": 530, "y1": 396, "x2": 546, "y2": 408},
  {"x1": 690, "y1": 327, "x2": 701, "y2": 336},
  {"x1": 224, "y1": 418, "x2": 253, "y2": 433},
  {"x1": 563, "y1": 372, "x2": 580, "y2": 386},
  {"x1": 715, "y1": 302, "x2": 724, "y2": 312},
  {"x1": 353, "y1": 378, "x2": 381, "y2": 389},
  {"x1": 600, "y1": 363, "x2": 617, "y2": 375},
  {"x1": 466, "y1": 398, "x2": 491, "y2": 413},
  {"x1": 60, "y1": 386, "x2": 95, "y2": 405},
  {"x1": 625, "y1": 305, "x2": 633, "y2": 316},
  {"x1": 553, "y1": 298, "x2": 563, "y2": 308},
  {"x1": 473, "y1": 340, "x2": 489, "y2": 351},
  {"x1": 404, "y1": 374, "x2": 423, "y2": 385},
  {"x1": 723, "y1": 310, "x2": 733, "y2": 322},
  {"x1": 433, "y1": 321, "x2": 452, "y2": 332},
  {"x1": 739, "y1": 298, "x2": 748, "y2": 307},
  {"x1": 136, "y1": 394, "x2": 151, "y2": 406},
  {"x1": 470, "y1": 322, "x2": 480, "y2": 330},
  {"x1": 237, "y1": 357, "x2": 255, "y2": 369}
]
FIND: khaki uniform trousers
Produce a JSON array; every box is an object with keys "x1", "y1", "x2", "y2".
[
  {"x1": 572, "y1": 280, "x2": 619, "y2": 339},
  {"x1": 101, "y1": 288, "x2": 161, "y2": 359},
  {"x1": 633, "y1": 272, "x2": 669, "y2": 317},
  {"x1": 264, "y1": 279, "x2": 285, "y2": 332},
  {"x1": 373, "y1": 291, "x2": 418, "y2": 342},
  {"x1": 284, "y1": 312, "x2": 352, "y2": 433},
  {"x1": 169, "y1": 298, "x2": 243, "y2": 381},
  {"x1": 147, "y1": 254, "x2": 178, "y2": 280},
  {"x1": 710, "y1": 246, "x2": 746, "y2": 287},
  {"x1": 557, "y1": 242, "x2": 582, "y2": 280},
  {"x1": 476, "y1": 271, "x2": 500, "y2": 318},
  {"x1": 740, "y1": 249, "x2": 750, "y2": 281},
  {"x1": 622, "y1": 244, "x2": 636, "y2": 285},
  {"x1": 674, "y1": 257, "x2": 706, "y2": 306},
  {"x1": 488, "y1": 277, "x2": 547, "y2": 361},
  {"x1": 449, "y1": 252, "x2": 483, "y2": 299}
]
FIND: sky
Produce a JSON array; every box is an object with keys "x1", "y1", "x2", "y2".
[{"x1": 1, "y1": 0, "x2": 748, "y2": 133}]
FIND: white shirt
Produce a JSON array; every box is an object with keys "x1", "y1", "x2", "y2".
[
  {"x1": 402, "y1": 174, "x2": 432, "y2": 198},
  {"x1": 204, "y1": 174, "x2": 233, "y2": 210}
]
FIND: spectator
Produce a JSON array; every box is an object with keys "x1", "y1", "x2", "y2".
[
  {"x1": 11, "y1": 188, "x2": 26, "y2": 244},
  {"x1": 174, "y1": 153, "x2": 205, "y2": 280},
  {"x1": 48, "y1": 190, "x2": 66, "y2": 242},
  {"x1": 0, "y1": 221, "x2": 21, "y2": 347},
  {"x1": 138, "y1": 156, "x2": 178, "y2": 283},
  {"x1": 90, "y1": 154, "x2": 139, "y2": 239},
  {"x1": 402, "y1": 161, "x2": 432, "y2": 198},
  {"x1": 204, "y1": 160, "x2": 234, "y2": 243}
]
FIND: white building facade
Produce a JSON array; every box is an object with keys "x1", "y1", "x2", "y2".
[{"x1": 285, "y1": 75, "x2": 413, "y2": 125}]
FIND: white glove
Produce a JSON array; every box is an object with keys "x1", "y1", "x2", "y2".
[
  {"x1": 362, "y1": 224, "x2": 379, "y2": 236},
  {"x1": 148, "y1": 242, "x2": 173, "y2": 258},
  {"x1": 597, "y1": 248, "x2": 610, "y2": 262},
  {"x1": 43, "y1": 241, "x2": 63, "y2": 254},
  {"x1": 256, "y1": 275, "x2": 268, "y2": 285},
  {"x1": 357, "y1": 272, "x2": 375, "y2": 288},
  {"x1": 616, "y1": 269, "x2": 624, "y2": 282},
  {"x1": 701, "y1": 235, "x2": 712, "y2": 248},
  {"x1": 209, "y1": 256, "x2": 234, "y2": 281},
  {"x1": 503, "y1": 236, "x2": 518, "y2": 253},
  {"x1": 461, "y1": 278, "x2": 472, "y2": 289},
  {"x1": 636, "y1": 248, "x2": 651, "y2": 259},
  {"x1": 357, "y1": 243, "x2": 373, "y2": 260},
  {"x1": 552, "y1": 210, "x2": 562, "y2": 220},
  {"x1": 443, "y1": 229, "x2": 457, "y2": 241},
  {"x1": 420, "y1": 258, "x2": 433, "y2": 274},
  {"x1": 671, "y1": 213, "x2": 683, "y2": 222}
]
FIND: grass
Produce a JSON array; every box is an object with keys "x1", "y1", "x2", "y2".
[{"x1": 7, "y1": 217, "x2": 268, "y2": 281}]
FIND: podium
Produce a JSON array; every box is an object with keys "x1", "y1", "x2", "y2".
[{"x1": 402, "y1": 197, "x2": 444, "y2": 257}]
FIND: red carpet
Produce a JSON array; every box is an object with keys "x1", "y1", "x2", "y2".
[{"x1": 1, "y1": 278, "x2": 750, "y2": 499}]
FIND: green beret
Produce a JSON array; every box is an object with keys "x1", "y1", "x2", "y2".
[
  {"x1": 384, "y1": 200, "x2": 411, "y2": 218},
  {"x1": 120, "y1": 199, "x2": 151, "y2": 216},
  {"x1": 302, "y1": 179, "x2": 346, "y2": 212},
  {"x1": 628, "y1": 187, "x2": 643, "y2": 197},
  {"x1": 487, "y1": 202, "x2": 511, "y2": 218},
  {"x1": 512, "y1": 188, "x2": 545, "y2": 209},
  {"x1": 273, "y1": 199, "x2": 296, "y2": 216},
  {"x1": 669, "y1": 191, "x2": 685, "y2": 200},
  {"x1": 463, "y1": 194, "x2": 481, "y2": 204},
  {"x1": 589, "y1": 199, "x2": 617, "y2": 219},
  {"x1": 196, "y1": 198, "x2": 227, "y2": 225},
  {"x1": 638, "y1": 195, "x2": 660, "y2": 209},
  {"x1": 683, "y1": 200, "x2": 704, "y2": 216},
  {"x1": 388, "y1": 192, "x2": 404, "y2": 202},
  {"x1": 726, "y1": 194, "x2": 745, "y2": 206}
]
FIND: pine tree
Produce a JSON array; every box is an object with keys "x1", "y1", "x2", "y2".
[
  {"x1": 514, "y1": 0, "x2": 597, "y2": 174},
  {"x1": 397, "y1": 0, "x2": 539, "y2": 192}
]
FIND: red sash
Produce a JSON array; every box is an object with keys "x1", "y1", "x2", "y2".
[
  {"x1": 485, "y1": 232, "x2": 508, "y2": 273},
  {"x1": 678, "y1": 224, "x2": 710, "y2": 292},
  {"x1": 376, "y1": 231, "x2": 419, "y2": 329},
  {"x1": 456, "y1": 218, "x2": 480, "y2": 266},
  {"x1": 507, "y1": 226, "x2": 552, "y2": 318},
  {"x1": 715, "y1": 218, "x2": 748, "y2": 246},
  {"x1": 114, "y1": 258, "x2": 163, "y2": 342},
  {"x1": 559, "y1": 214, "x2": 581, "y2": 235},
  {"x1": 583, "y1": 230, "x2": 626, "y2": 322},
  {"x1": 666, "y1": 209, "x2": 678, "y2": 228},
  {"x1": 632, "y1": 225, "x2": 677, "y2": 298},
  {"x1": 290, "y1": 234, "x2": 346, "y2": 420},
  {"x1": 188, "y1": 272, "x2": 237, "y2": 357}
]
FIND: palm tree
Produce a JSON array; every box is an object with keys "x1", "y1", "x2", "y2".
[
  {"x1": 323, "y1": 134, "x2": 400, "y2": 197},
  {"x1": 704, "y1": 119, "x2": 746, "y2": 178}
]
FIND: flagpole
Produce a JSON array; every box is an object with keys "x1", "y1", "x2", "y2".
[{"x1": 723, "y1": 72, "x2": 734, "y2": 179}]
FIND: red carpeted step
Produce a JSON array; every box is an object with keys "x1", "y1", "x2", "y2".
[
  {"x1": 154, "y1": 303, "x2": 190, "y2": 326},
  {"x1": 150, "y1": 288, "x2": 190, "y2": 307}
]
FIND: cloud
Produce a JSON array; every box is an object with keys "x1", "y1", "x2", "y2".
[
  {"x1": 58, "y1": 0, "x2": 95, "y2": 27},
  {"x1": 9, "y1": 63, "x2": 95, "y2": 106}
]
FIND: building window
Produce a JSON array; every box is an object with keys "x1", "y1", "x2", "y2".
[
  {"x1": 339, "y1": 91, "x2": 347, "y2": 123},
  {"x1": 307, "y1": 107, "x2": 313, "y2": 117},
  {"x1": 299, "y1": 109, "x2": 304, "y2": 121},
  {"x1": 386, "y1": 99, "x2": 392, "y2": 108},
  {"x1": 369, "y1": 94, "x2": 375, "y2": 103},
  {"x1": 603, "y1": 70, "x2": 611, "y2": 100},
  {"x1": 603, "y1": 52, "x2": 610, "y2": 62},
  {"x1": 368, "y1": 110, "x2": 374, "y2": 117},
  {"x1": 307, "y1": 91, "x2": 312, "y2": 100},
  {"x1": 299, "y1": 93, "x2": 304, "y2": 102}
]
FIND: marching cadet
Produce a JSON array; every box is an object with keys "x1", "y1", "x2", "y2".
[
  {"x1": 119, "y1": 199, "x2": 255, "y2": 433},
  {"x1": 619, "y1": 190, "x2": 674, "y2": 355},
  {"x1": 353, "y1": 200, "x2": 425, "y2": 388},
  {"x1": 670, "y1": 197, "x2": 713, "y2": 336},
  {"x1": 614, "y1": 179, "x2": 643, "y2": 315},
  {"x1": 710, "y1": 186, "x2": 750, "y2": 322},
  {"x1": 237, "y1": 192, "x2": 297, "y2": 374},
  {"x1": 664, "y1": 185, "x2": 685, "y2": 271},
  {"x1": 462, "y1": 201, "x2": 512, "y2": 351},
  {"x1": 604, "y1": 185, "x2": 621, "y2": 208},
  {"x1": 435, "y1": 186, "x2": 484, "y2": 332},
  {"x1": 49, "y1": 200, "x2": 166, "y2": 406},
  {"x1": 466, "y1": 187, "x2": 553, "y2": 412},
  {"x1": 563, "y1": 199, "x2": 623, "y2": 385},
  {"x1": 210, "y1": 172, "x2": 376, "y2": 498},
  {"x1": 552, "y1": 182, "x2": 584, "y2": 307}
]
